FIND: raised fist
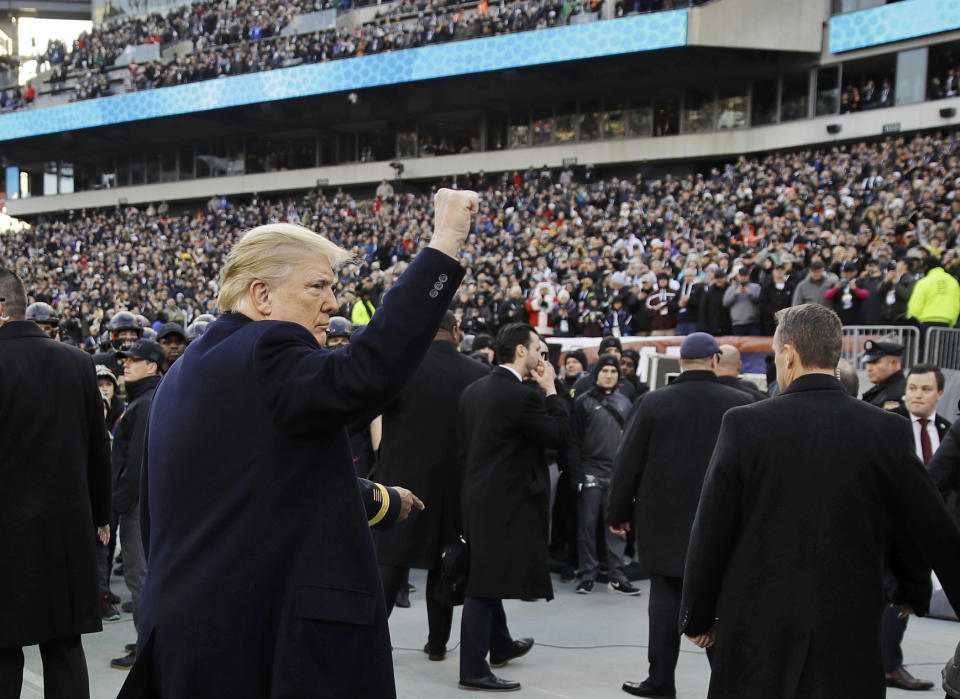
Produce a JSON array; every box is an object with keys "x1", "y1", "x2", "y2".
[{"x1": 430, "y1": 189, "x2": 479, "y2": 259}]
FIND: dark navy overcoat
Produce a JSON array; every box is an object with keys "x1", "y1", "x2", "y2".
[{"x1": 119, "y1": 248, "x2": 462, "y2": 698}]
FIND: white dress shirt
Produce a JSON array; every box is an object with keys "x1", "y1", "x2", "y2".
[{"x1": 502, "y1": 365, "x2": 524, "y2": 383}]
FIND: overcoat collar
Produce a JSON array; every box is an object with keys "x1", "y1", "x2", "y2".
[
  {"x1": 781, "y1": 373, "x2": 843, "y2": 395},
  {"x1": 218, "y1": 311, "x2": 253, "y2": 325},
  {"x1": 671, "y1": 370, "x2": 719, "y2": 385},
  {"x1": 0, "y1": 320, "x2": 50, "y2": 341}
]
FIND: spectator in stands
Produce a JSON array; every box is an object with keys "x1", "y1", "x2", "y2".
[
  {"x1": 723, "y1": 267, "x2": 762, "y2": 335},
  {"x1": 826, "y1": 261, "x2": 869, "y2": 326},
  {"x1": 645, "y1": 273, "x2": 677, "y2": 336},
  {"x1": 700, "y1": 272, "x2": 732, "y2": 337},
  {"x1": 792, "y1": 261, "x2": 836, "y2": 308},
  {"x1": 759, "y1": 262, "x2": 794, "y2": 335},
  {"x1": 907, "y1": 259, "x2": 960, "y2": 331},
  {"x1": 674, "y1": 267, "x2": 703, "y2": 336}
]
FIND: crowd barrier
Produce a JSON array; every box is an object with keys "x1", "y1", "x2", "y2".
[{"x1": 841, "y1": 325, "x2": 921, "y2": 369}]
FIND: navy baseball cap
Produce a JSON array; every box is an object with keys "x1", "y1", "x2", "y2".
[
  {"x1": 680, "y1": 332, "x2": 722, "y2": 360},
  {"x1": 863, "y1": 340, "x2": 904, "y2": 363},
  {"x1": 156, "y1": 322, "x2": 186, "y2": 341},
  {"x1": 117, "y1": 339, "x2": 166, "y2": 367}
]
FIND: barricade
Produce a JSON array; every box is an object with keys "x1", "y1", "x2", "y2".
[{"x1": 841, "y1": 325, "x2": 920, "y2": 369}]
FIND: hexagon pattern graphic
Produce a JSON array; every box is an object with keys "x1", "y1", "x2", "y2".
[
  {"x1": 829, "y1": 0, "x2": 960, "y2": 53},
  {"x1": 0, "y1": 10, "x2": 686, "y2": 142}
]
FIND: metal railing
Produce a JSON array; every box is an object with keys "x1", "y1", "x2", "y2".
[
  {"x1": 841, "y1": 325, "x2": 920, "y2": 370},
  {"x1": 924, "y1": 327, "x2": 960, "y2": 369}
]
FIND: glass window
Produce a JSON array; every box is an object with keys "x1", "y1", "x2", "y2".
[
  {"x1": 508, "y1": 110, "x2": 529, "y2": 149},
  {"x1": 752, "y1": 79, "x2": 778, "y2": 125},
  {"x1": 628, "y1": 98, "x2": 653, "y2": 137},
  {"x1": 653, "y1": 91, "x2": 680, "y2": 136},
  {"x1": 130, "y1": 154, "x2": 145, "y2": 185},
  {"x1": 555, "y1": 101, "x2": 578, "y2": 143},
  {"x1": 816, "y1": 67, "x2": 840, "y2": 116},
  {"x1": 486, "y1": 112, "x2": 507, "y2": 151},
  {"x1": 683, "y1": 88, "x2": 715, "y2": 134},
  {"x1": 604, "y1": 101, "x2": 628, "y2": 139},
  {"x1": 59, "y1": 162, "x2": 74, "y2": 194},
  {"x1": 896, "y1": 47, "x2": 927, "y2": 106},
  {"x1": 397, "y1": 130, "x2": 417, "y2": 158},
  {"x1": 178, "y1": 145, "x2": 194, "y2": 180},
  {"x1": 43, "y1": 161, "x2": 58, "y2": 196},
  {"x1": 579, "y1": 100, "x2": 602, "y2": 141},
  {"x1": 716, "y1": 87, "x2": 747, "y2": 129},
  {"x1": 116, "y1": 154, "x2": 130, "y2": 187},
  {"x1": 160, "y1": 149, "x2": 177, "y2": 183},
  {"x1": 531, "y1": 105, "x2": 554, "y2": 145},
  {"x1": 145, "y1": 152, "x2": 160, "y2": 184},
  {"x1": 781, "y1": 72, "x2": 809, "y2": 121},
  {"x1": 290, "y1": 136, "x2": 316, "y2": 169}
]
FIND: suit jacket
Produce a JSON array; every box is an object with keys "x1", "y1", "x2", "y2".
[
  {"x1": 930, "y1": 419, "x2": 960, "y2": 498},
  {"x1": 0, "y1": 321, "x2": 111, "y2": 647},
  {"x1": 890, "y1": 405, "x2": 951, "y2": 443},
  {"x1": 375, "y1": 340, "x2": 489, "y2": 569},
  {"x1": 715, "y1": 374, "x2": 767, "y2": 403},
  {"x1": 607, "y1": 371, "x2": 752, "y2": 577},
  {"x1": 458, "y1": 368, "x2": 569, "y2": 600},
  {"x1": 681, "y1": 374, "x2": 960, "y2": 699},
  {"x1": 118, "y1": 248, "x2": 462, "y2": 698}
]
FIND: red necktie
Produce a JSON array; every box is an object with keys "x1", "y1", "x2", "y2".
[{"x1": 918, "y1": 417, "x2": 933, "y2": 465}]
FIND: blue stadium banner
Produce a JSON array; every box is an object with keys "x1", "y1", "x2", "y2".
[
  {"x1": 0, "y1": 11, "x2": 687, "y2": 143},
  {"x1": 829, "y1": 0, "x2": 960, "y2": 53}
]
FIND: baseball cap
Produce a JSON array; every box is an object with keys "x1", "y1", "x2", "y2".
[
  {"x1": 862, "y1": 340, "x2": 904, "y2": 363},
  {"x1": 809, "y1": 261, "x2": 825, "y2": 270},
  {"x1": 680, "y1": 332, "x2": 722, "y2": 360},
  {"x1": 116, "y1": 339, "x2": 166, "y2": 367}
]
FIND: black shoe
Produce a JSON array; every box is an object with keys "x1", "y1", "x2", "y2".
[
  {"x1": 489, "y1": 638, "x2": 533, "y2": 668},
  {"x1": 458, "y1": 673, "x2": 520, "y2": 691},
  {"x1": 621, "y1": 680, "x2": 676, "y2": 697},
  {"x1": 101, "y1": 597, "x2": 120, "y2": 622},
  {"x1": 576, "y1": 580, "x2": 594, "y2": 594},
  {"x1": 125, "y1": 643, "x2": 137, "y2": 654},
  {"x1": 423, "y1": 643, "x2": 445, "y2": 661},
  {"x1": 560, "y1": 566, "x2": 576, "y2": 583},
  {"x1": 609, "y1": 580, "x2": 642, "y2": 596},
  {"x1": 110, "y1": 653, "x2": 136, "y2": 670},
  {"x1": 107, "y1": 591, "x2": 121, "y2": 604},
  {"x1": 121, "y1": 601, "x2": 133, "y2": 613},
  {"x1": 407, "y1": 583, "x2": 417, "y2": 594},
  {"x1": 395, "y1": 586, "x2": 410, "y2": 608}
]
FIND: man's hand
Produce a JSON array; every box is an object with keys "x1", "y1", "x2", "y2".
[
  {"x1": 894, "y1": 603, "x2": 917, "y2": 619},
  {"x1": 610, "y1": 522, "x2": 631, "y2": 536},
  {"x1": 535, "y1": 360, "x2": 557, "y2": 396},
  {"x1": 430, "y1": 189, "x2": 479, "y2": 259},
  {"x1": 685, "y1": 628, "x2": 717, "y2": 648},
  {"x1": 393, "y1": 486, "x2": 425, "y2": 521},
  {"x1": 97, "y1": 525, "x2": 110, "y2": 546}
]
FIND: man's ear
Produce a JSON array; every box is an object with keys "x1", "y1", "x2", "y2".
[{"x1": 250, "y1": 280, "x2": 271, "y2": 316}]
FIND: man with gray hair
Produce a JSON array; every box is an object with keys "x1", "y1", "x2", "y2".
[
  {"x1": 681, "y1": 304, "x2": 960, "y2": 697},
  {"x1": 118, "y1": 190, "x2": 479, "y2": 698}
]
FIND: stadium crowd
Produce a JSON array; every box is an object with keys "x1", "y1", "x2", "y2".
[{"x1": 4, "y1": 130, "x2": 960, "y2": 350}]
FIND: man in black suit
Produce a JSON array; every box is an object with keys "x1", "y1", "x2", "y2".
[
  {"x1": 608, "y1": 333, "x2": 752, "y2": 698},
  {"x1": 0, "y1": 268, "x2": 112, "y2": 699},
  {"x1": 883, "y1": 363, "x2": 952, "y2": 691},
  {"x1": 681, "y1": 304, "x2": 960, "y2": 698},
  {"x1": 117, "y1": 190, "x2": 478, "y2": 698},
  {"x1": 457, "y1": 323, "x2": 569, "y2": 692},
  {"x1": 375, "y1": 310, "x2": 489, "y2": 661}
]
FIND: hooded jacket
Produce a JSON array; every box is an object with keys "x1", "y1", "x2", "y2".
[
  {"x1": 567, "y1": 357, "x2": 631, "y2": 483},
  {"x1": 112, "y1": 374, "x2": 161, "y2": 514}
]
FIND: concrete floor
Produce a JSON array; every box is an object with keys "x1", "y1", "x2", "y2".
[{"x1": 19, "y1": 569, "x2": 960, "y2": 698}]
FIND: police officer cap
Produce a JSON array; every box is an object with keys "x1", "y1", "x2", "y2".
[
  {"x1": 116, "y1": 339, "x2": 166, "y2": 367},
  {"x1": 157, "y1": 322, "x2": 187, "y2": 341},
  {"x1": 863, "y1": 340, "x2": 904, "y2": 363},
  {"x1": 680, "y1": 332, "x2": 722, "y2": 360}
]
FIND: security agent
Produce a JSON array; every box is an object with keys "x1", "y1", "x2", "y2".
[
  {"x1": 325, "y1": 316, "x2": 354, "y2": 349},
  {"x1": 156, "y1": 323, "x2": 187, "y2": 370},
  {"x1": 861, "y1": 340, "x2": 907, "y2": 410},
  {"x1": 107, "y1": 311, "x2": 143, "y2": 352},
  {"x1": 25, "y1": 302, "x2": 60, "y2": 340}
]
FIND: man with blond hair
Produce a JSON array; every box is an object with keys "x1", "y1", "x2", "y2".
[{"x1": 118, "y1": 190, "x2": 478, "y2": 698}]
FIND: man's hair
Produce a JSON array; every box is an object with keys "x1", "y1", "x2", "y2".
[
  {"x1": 217, "y1": 223, "x2": 354, "y2": 312},
  {"x1": 496, "y1": 323, "x2": 536, "y2": 364},
  {"x1": 774, "y1": 304, "x2": 842, "y2": 370},
  {"x1": 836, "y1": 358, "x2": 859, "y2": 397},
  {"x1": 0, "y1": 267, "x2": 27, "y2": 321},
  {"x1": 908, "y1": 363, "x2": 945, "y2": 391},
  {"x1": 438, "y1": 310, "x2": 458, "y2": 334}
]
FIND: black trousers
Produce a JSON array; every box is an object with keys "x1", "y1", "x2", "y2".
[
  {"x1": 647, "y1": 574, "x2": 713, "y2": 694},
  {"x1": 380, "y1": 565, "x2": 453, "y2": 654},
  {"x1": 881, "y1": 604, "x2": 908, "y2": 672},
  {"x1": 0, "y1": 635, "x2": 88, "y2": 699},
  {"x1": 459, "y1": 597, "x2": 514, "y2": 679}
]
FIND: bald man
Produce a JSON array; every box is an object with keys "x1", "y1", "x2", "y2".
[{"x1": 714, "y1": 345, "x2": 766, "y2": 402}]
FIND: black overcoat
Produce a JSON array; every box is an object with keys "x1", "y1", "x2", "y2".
[
  {"x1": 458, "y1": 368, "x2": 569, "y2": 600},
  {"x1": 0, "y1": 320, "x2": 111, "y2": 647},
  {"x1": 681, "y1": 374, "x2": 960, "y2": 699},
  {"x1": 375, "y1": 340, "x2": 489, "y2": 569},
  {"x1": 607, "y1": 371, "x2": 752, "y2": 577},
  {"x1": 117, "y1": 248, "x2": 462, "y2": 698}
]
